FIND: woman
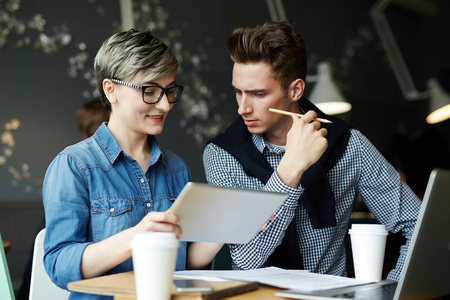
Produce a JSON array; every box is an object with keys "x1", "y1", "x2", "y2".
[{"x1": 43, "y1": 29, "x2": 190, "y2": 299}]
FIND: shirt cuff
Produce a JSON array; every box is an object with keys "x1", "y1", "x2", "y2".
[
  {"x1": 264, "y1": 171, "x2": 303, "y2": 207},
  {"x1": 49, "y1": 242, "x2": 93, "y2": 289}
]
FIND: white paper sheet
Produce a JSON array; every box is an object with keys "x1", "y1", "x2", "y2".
[{"x1": 174, "y1": 267, "x2": 373, "y2": 292}]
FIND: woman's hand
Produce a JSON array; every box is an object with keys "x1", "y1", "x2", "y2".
[
  {"x1": 133, "y1": 210, "x2": 182, "y2": 239},
  {"x1": 81, "y1": 210, "x2": 182, "y2": 279}
]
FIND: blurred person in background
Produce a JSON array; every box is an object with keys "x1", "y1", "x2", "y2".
[{"x1": 76, "y1": 99, "x2": 111, "y2": 140}]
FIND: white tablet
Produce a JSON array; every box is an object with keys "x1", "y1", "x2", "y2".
[{"x1": 170, "y1": 182, "x2": 289, "y2": 244}]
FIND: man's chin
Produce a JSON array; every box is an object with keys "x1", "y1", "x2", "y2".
[{"x1": 246, "y1": 126, "x2": 265, "y2": 135}]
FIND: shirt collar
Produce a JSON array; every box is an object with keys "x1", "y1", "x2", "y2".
[
  {"x1": 252, "y1": 134, "x2": 267, "y2": 153},
  {"x1": 148, "y1": 135, "x2": 163, "y2": 166},
  {"x1": 94, "y1": 122, "x2": 164, "y2": 165},
  {"x1": 252, "y1": 134, "x2": 285, "y2": 155}
]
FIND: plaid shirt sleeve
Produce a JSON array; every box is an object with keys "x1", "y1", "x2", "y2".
[
  {"x1": 354, "y1": 131, "x2": 421, "y2": 281},
  {"x1": 203, "y1": 142, "x2": 303, "y2": 269}
]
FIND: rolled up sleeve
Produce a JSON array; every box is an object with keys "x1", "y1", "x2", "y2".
[{"x1": 43, "y1": 152, "x2": 93, "y2": 289}]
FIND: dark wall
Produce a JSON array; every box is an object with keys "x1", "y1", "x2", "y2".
[
  {"x1": 1, "y1": 0, "x2": 449, "y2": 202},
  {"x1": 0, "y1": 0, "x2": 122, "y2": 201}
]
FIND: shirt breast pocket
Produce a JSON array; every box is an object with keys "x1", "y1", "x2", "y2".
[{"x1": 91, "y1": 198, "x2": 132, "y2": 242}]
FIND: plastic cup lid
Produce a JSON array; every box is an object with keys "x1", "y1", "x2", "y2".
[
  {"x1": 348, "y1": 224, "x2": 388, "y2": 235},
  {"x1": 130, "y1": 232, "x2": 179, "y2": 249}
]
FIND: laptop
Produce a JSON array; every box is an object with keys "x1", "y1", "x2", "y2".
[
  {"x1": 275, "y1": 168, "x2": 450, "y2": 300},
  {"x1": 170, "y1": 182, "x2": 288, "y2": 243}
]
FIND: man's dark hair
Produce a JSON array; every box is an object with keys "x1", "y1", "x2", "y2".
[{"x1": 227, "y1": 20, "x2": 307, "y2": 93}]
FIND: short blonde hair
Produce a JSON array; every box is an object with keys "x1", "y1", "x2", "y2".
[{"x1": 94, "y1": 29, "x2": 179, "y2": 110}]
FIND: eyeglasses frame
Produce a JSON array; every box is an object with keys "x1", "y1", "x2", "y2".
[{"x1": 111, "y1": 78, "x2": 184, "y2": 104}]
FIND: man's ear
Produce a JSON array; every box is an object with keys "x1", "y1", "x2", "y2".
[
  {"x1": 103, "y1": 79, "x2": 117, "y2": 104},
  {"x1": 289, "y1": 78, "x2": 305, "y2": 102}
]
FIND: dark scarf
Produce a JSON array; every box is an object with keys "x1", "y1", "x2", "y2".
[{"x1": 207, "y1": 98, "x2": 352, "y2": 269}]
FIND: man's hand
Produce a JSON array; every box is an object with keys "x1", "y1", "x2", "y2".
[{"x1": 277, "y1": 110, "x2": 328, "y2": 187}]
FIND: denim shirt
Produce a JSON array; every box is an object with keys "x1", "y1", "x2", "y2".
[{"x1": 43, "y1": 123, "x2": 191, "y2": 300}]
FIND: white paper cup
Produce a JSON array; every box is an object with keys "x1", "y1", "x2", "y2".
[
  {"x1": 131, "y1": 232, "x2": 179, "y2": 300},
  {"x1": 348, "y1": 224, "x2": 388, "y2": 282}
]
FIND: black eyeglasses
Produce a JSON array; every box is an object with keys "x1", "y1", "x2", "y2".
[{"x1": 111, "y1": 78, "x2": 184, "y2": 104}]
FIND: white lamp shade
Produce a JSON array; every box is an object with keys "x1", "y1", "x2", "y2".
[
  {"x1": 426, "y1": 78, "x2": 450, "y2": 124},
  {"x1": 308, "y1": 62, "x2": 352, "y2": 115}
]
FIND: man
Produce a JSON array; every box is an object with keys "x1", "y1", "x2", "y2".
[{"x1": 189, "y1": 20, "x2": 421, "y2": 281}]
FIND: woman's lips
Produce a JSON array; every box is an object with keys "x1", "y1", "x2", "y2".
[{"x1": 147, "y1": 115, "x2": 164, "y2": 123}]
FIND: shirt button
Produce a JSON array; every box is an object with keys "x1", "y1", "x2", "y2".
[
  {"x1": 146, "y1": 203, "x2": 151, "y2": 208},
  {"x1": 110, "y1": 208, "x2": 115, "y2": 213},
  {"x1": 140, "y1": 178, "x2": 145, "y2": 183}
]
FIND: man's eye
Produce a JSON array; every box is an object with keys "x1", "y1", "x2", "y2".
[{"x1": 255, "y1": 93, "x2": 265, "y2": 97}]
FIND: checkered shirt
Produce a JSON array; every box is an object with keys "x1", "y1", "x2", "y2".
[{"x1": 203, "y1": 129, "x2": 421, "y2": 281}]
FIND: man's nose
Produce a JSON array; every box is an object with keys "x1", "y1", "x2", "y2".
[{"x1": 238, "y1": 94, "x2": 252, "y2": 115}]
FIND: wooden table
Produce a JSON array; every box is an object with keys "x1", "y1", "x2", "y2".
[
  {"x1": 68, "y1": 271, "x2": 283, "y2": 299},
  {"x1": 2, "y1": 240, "x2": 11, "y2": 254}
]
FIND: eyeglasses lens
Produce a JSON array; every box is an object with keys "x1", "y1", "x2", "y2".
[{"x1": 143, "y1": 86, "x2": 182, "y2": 104}]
